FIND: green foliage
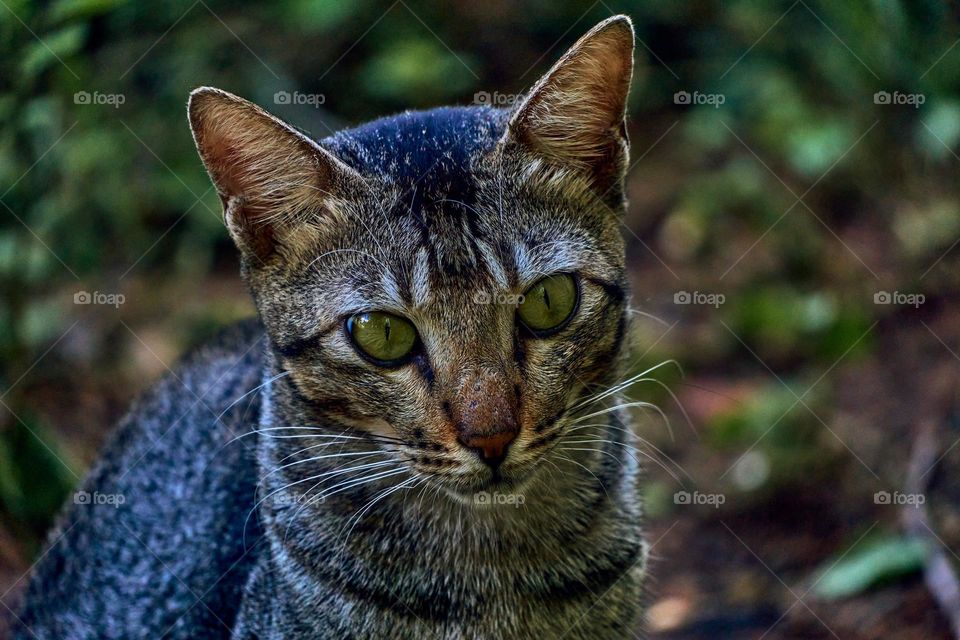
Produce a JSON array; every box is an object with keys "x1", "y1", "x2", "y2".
[
  {"x1": 2, "y1": 1, "x2": 959, "y2": 592},
  {"x1": 0, "y1": 418, "x2": 75, "y2": 542},
  {"x1": 812, "y1": 536, "x2": 929, "y2": 599}
]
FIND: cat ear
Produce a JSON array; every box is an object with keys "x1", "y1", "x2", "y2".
[
  {"x1": 503, "y1": 15, "x2": 634, "y2": 200},
  {"x1": 188, "y1": 87, "x2": 363, "y2": 261}
]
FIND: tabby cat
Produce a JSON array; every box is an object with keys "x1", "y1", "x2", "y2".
[{"x1": 13, "y1": 15, "x2": 647, "y2": 639}]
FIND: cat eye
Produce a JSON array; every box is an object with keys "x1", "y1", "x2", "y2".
[
  {"x1": 517, "y1": 273, "x2": 579, "y2": 335},
  {"x1": 347, "y1": 312, "x2": 418, "y2": 366}
]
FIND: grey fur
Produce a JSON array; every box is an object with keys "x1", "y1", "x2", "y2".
[{"x1": 11, "y1": 15, "x2": 646, "y2": 639}]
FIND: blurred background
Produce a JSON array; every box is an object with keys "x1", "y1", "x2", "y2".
[{"x1": 1, "y1": 1, "x2": 960, "y2": 638}]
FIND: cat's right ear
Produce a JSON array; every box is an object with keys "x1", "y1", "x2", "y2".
[{"x1": 188, "y1": 87, "x2": 364, "y2": 261}]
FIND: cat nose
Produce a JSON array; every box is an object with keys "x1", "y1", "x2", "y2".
[{"x1": 458, "y1": 430, "x2": 517, "y2": 469}]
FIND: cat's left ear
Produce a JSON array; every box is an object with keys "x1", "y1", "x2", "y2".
[{"x1": 502, "y1": 15, "x2": 634, "y2": 202}]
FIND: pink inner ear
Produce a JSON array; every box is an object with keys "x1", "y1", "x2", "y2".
[{"x1": 209, "y1": 139, "x2": 246, "y2": 199}]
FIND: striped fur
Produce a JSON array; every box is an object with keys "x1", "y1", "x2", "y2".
[{"x1": 12, "y1": 15, "x2": 645, "y2": 640}]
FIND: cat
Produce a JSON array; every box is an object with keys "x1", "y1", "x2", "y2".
[{"x1": 11, "y1": 15, "x2": 647, "y2": 639}]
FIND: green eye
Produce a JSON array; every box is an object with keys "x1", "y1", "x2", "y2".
[
  {"x1": 347, "y1": 312, "x2": 418, "y2": 365},
  {"x1": 517, "y1": 274, "x2": 579, "y2": 334}
]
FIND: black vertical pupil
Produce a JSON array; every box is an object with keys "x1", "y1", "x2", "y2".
[
  {"x1": 384, "y1": 317, "x2": 391, "y2": 341},
  {"x1": 543, "y1": 285, "x2": 552, "y2": 310}
]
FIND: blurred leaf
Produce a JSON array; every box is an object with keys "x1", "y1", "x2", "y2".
[
  {"x1": 20, "y1": 24, "x2": 86, "y2": 79},
  {"x1": 48, "y1": 0, "x2": 127, "y2": 23},
  {"x1": 785, "y1": 118, "x2": 855, "y2": 177},
  {"x1": 279, "y1": 0, "x2": 358, "y2": 31},
  {"x1": 917, "y1": 101, "x2": 960, "y2": 160},
  {"x1": 363, "y1": 38, "x2": 475, "y2": 105},
  {"x1": 812, "y1": 536, "x2": 928, "y2": 599}
]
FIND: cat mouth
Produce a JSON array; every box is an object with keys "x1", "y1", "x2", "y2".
[{"x1": 437, "y1": 470, "x2": 535, "y2": 507}]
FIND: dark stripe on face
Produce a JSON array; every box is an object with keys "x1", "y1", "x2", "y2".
[
  {"x1": 513, "y1": 324, "x2": 527, "y2": 369},
  {"x1": 534, "y1": 408, "x2": 567, "y2": 434},
  {"x1": 582, "y1": 275, "x2": 626, "y2": 304},
  {"x1": 412, "y1": 352, "x2": 434, "y2": 388},
  {"x1": 273, "y1": 324, "x2": 338, "y2": 360},
  {"x1": 528, "y1": 428, "x2": 562, "y2": 450},
  {"x1": 577, "y1": 308, "x2": 627, "y2": 383},
  {"x1": 284, "y1": 378, "x2": 358, "y2": 420}
]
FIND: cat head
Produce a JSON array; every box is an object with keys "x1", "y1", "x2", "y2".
[{"x1": 188, "y1": 16, "x2": 634, "y2": 502}]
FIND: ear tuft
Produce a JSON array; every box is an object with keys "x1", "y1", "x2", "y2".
[{"x1": 504, "y1": 15, "x2": 635, "y2": 199}]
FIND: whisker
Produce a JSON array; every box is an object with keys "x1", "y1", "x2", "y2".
[
  {"x1": 571, "y1": 401, "x2": 674, "y2": 441},
  {"x1": 338, "y1": 474, "x2": 422, "y2": 548},
  {"x1": 214, "y1": 370, "x2": 290, "y2": 424},
  {"x1": 625, "y1": 376, "x2": 697, "y2": 439},
  {"x1": 565, "y1": 422, "x2": 689, "y2": 480},
  {"x1": 313, "y1": 467, "x2": 408, "y2": 503},
  {"x1": 245, "y1": 459, "x2": 398, "y2": 544},
  {"x1": 557, "y1": 445, "x2": 625, "y2": 468},
  {"x1": 560, "y1": 437, "x2": 687, "y2": 484},
  {"x1": 262, "y1": 450, "x2": 391, "y2": 481},
  {"x1": 570, "y1": 360, "x2": 683, "y2": 411},
  {"x1": 625, "y1": 306, "x2": 672, "y2": 327},
  {"x1": 553, "y1": 453, "x2": 609, "y2": 499},
  {"x1": 281, "y1": 466, "x2": 407, "y2": 543}
]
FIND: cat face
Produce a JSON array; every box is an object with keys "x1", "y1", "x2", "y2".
[{"x1": 189, "y1": 17, "x2": 634, "y2": 500}]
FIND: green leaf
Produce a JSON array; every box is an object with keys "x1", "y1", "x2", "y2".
[
  {"x1": 48, "y1": 0, "x2": 126, "y2": 23},
  {"x1": 812, "y1": 536, "x2": 929, "y2": 600},
  {"x1": 20, "y1": 23, "x2": 86, "y2": 78}
]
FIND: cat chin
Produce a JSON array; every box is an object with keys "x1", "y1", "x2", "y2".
[{"x1": 433, "y1": 473, "x2": 537, "y2": 508}]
